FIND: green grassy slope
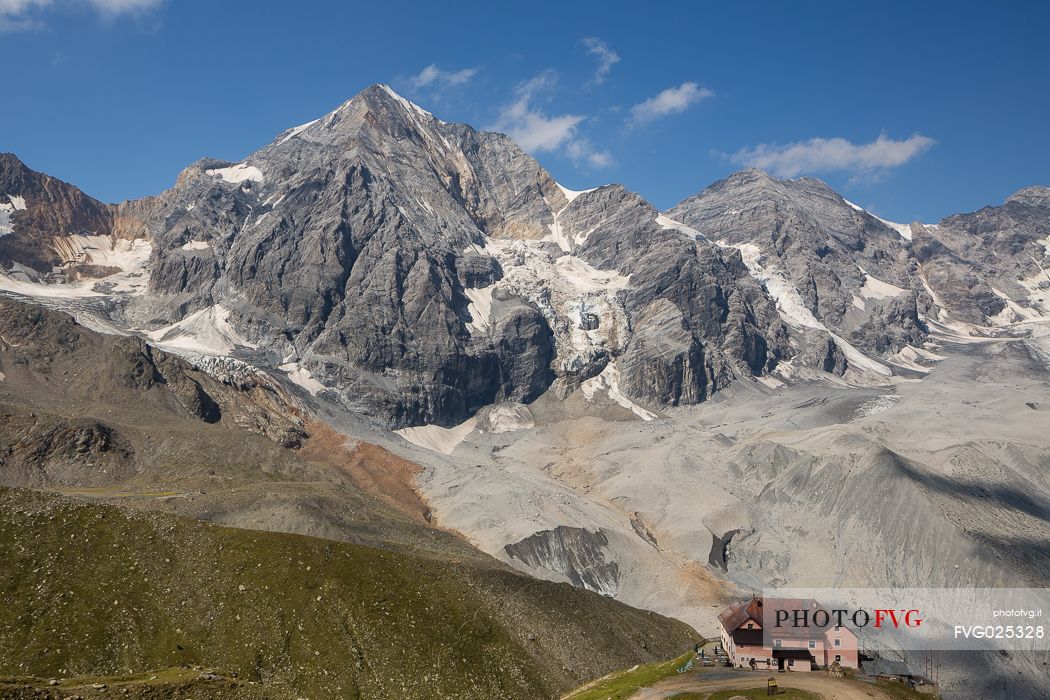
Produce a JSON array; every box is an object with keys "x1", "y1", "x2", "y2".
[
  {"x1": 0, "y1": 486, "x2": 700, "y2": 699},
  {"x1": 562, "y1": 652, "x2": 694, "y2": 700}
]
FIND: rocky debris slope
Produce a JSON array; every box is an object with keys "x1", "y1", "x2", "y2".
[
  {"x1": 399, "y1": 326, "x2": 1050, "y2": 699},
  {"x1": 0, "y1": 299, "x2": 707, "y2": 698},
  {"x1": 0, "y1": 297, "x2": 307, "y2": 460},
  {"x1": 0, "y1": 297, "x2": 464, "y2": 559},
  {"x1": 504, "y1": 526, "x2": 620, "y2": 595},
  {"x1": 0, "y1": 668, "x2": 274, "y2": 700}
]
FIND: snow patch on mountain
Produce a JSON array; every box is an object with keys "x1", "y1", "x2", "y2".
[
  {"x1": 482, "y1": 237, "x2": 631, "y2": 376},
  {"x1": 464, "y1": 284, "x2": 495, "y2": 335},
  {"x1": 380, "y1": 84, "x2": 433, "y2": 119},
  {"x1": 725, "y1": 241, "x2": 823, "y2": 330},
  {"x1": 146, "y1": 305, "x2": 257, "y2": 356},
  {"x1": 275, "y1": 118, "x2": 320, "y2": 146},
  {"x1": 543, "y1": 195, "x2": 574, "y2": 252},
  {"x1": 0, "y1": 195, "x2": 26, "y2": 235},
  {"x1": 988, "y1": 286, "x2": 1044, "y2": 324},
  {"x1": 655, "y1": 214, "x2": 704, "y2": 241},
  {"x1": 554, "y1": 255, "x2": 631, "y2": 292},
  {"x1": 556, "y1": 183, "x2": 596, "y2": 204},
  {"x1": 543, "y1": 186, "x2": 606, "y2": 252},
  {"x1": 478, "y1": 404, "x2": 536, "y2": 434},
  {"x1": 1019, "y1": 265, "x2": 1050, "y2": 315},
  {"x1": 278, "y1": 362, "x2": 326, "y2": 395},
  {"x1": 886, "y1": 344, "x2": 945, "y2": 374},
  {"x1": 858, "y1": 268, "x2": 907, "y2": 300},
  {"x1": 878, "y1": 218, "x2": 913, "y2": 241},
  {"x1": 721, "y1": 240, "x2": 895, "y2": 378},
  {"x1": 0, "y1": 236, "x2": 151, "y2": 297},
  {"x1": 829, "y1": 332, "x2": 893, "y2": 376},
  {"x1": 0, "y1": 270, "x2": 102, "y2": 298},
  {"x1": 180, "y1": 240, "x2": 211, "y2": 251},
  {"x1": 843, "y1": 199, "x2": 916, "y2": 241},
  {"x1": 206, "y1": 163, "x2": 264, "y2": 184},
  {"x1": 1038, "y1": 235, "x2": 1050, "y2": 257},
  {"x1": 581, "y1": 364, "x2": 657, "y2": 420},
  {"x1": 396, "y1": 417, "x2": 477, "y2": 455},
  {"x1": 50, "y1": 235, "x2": 135, "y2": 268}
]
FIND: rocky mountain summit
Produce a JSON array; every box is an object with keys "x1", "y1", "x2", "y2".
[
  {"x1": 50, "y1": 85, "x2": 796, "y2": 427},
  {"x1": 124, "y1": 85, "x2": 599, "y2": 426},
  {"x1": 668, "y1": 168, "x2": 1050, "y2": 376},
  {"x1": 668, "y1": 169, "x2": 927, "y2": 360},
  {"x1": 0, "y1": 153, "x2": 117, "y2": 276},
  {"x1": 1, "y1": 85, "x2": 1048, "y2": 432},
  {"x1": 914, "y1": 184, "x2": 1050, "y2": 325}
]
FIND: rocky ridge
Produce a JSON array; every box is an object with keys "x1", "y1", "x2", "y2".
[{"x1": 0, "y1": 85, "x2": 1047, "y2": 434}]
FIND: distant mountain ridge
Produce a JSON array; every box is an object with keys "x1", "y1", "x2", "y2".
[{"x1": 1, "y1": 84, "x2": 1048, "y2": 429}]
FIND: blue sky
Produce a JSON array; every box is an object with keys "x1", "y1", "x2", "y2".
[{"x1": 2, "y1": 1, "x2": 1048, "y2": 223}]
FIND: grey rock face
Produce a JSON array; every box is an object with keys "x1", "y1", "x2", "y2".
[
  {"x1": 917, "y1": 186, "x2": 1050, "y2": 325},
  {"x1": 548, "y1": 184, "x2": 790, "y2": 404},
  {"x1": 619, "y1": 299, "x2": 715, "y2": 405},
  {"x1": 456, "y1": 252, "x2": 502, "y2": 288},
  {"x1": 846, "y1": 291, "x2": 927, "y2": 355},
  {"x1": 6, "y1": 86, "x2": 1047, "y2": 429},
  {"x1": 124, "y1": 86, "x2": 794, "y2": 425},
  {"x1": 128, "y1": 85, "x2": 565, "y2": 428},
  {"x1": 669, "y1": 171, "x2": 1050, "y2": 353},
  {"x1": 504, "y1": 526, "x2": 620, "y2": 595},
  {"x1": 914, "y1": 232, "x2": 1006, "y2": 323},
  {"x1": 0, "y1": 153, "x2": 116, "y2": 275},
  {"x1": 667, "y1": 169, "x2": 927, "y2": 360}
]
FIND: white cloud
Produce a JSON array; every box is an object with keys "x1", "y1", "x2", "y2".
[
  {"x1": 582, "y1": 37, "x2": 619, "y2": 85},
  {"x1": 489, "y1": 71, "x2": 613, "y2": 170},
  {"x1": 407, "y1": 63, "x2": 479, "y2": 89},
  {"x1": 729, "y1": 134, "x2": 936, "y2": 178},
  {"x1": 85, "y1": 0, "x2": 160, "y2": 13},
  {"x1": 489, "y1": 71, "x2": 584, "y2": 152},
  {"x1": 0, "y1": 0, "x2": 159, "y2": 30},
  {"x1": 0, "y1": 0, "x2": 48, "y2": 13},
  {"x1": 497, "y1": 104, "x2": 582, "y2": 152},
  {"x1": 566, "y1": 139, "x2": 613, "y2": 169},
  {"x1": 0, "y1": 0, "x2": 49, "y2": 30},
  {"x1": 629, "y1": 82, "x2": 713, "y2": 126}
]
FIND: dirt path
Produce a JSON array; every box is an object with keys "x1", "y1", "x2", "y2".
[{"x1": 635, "y1": 669, "x2": 896, "y2": 699}]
